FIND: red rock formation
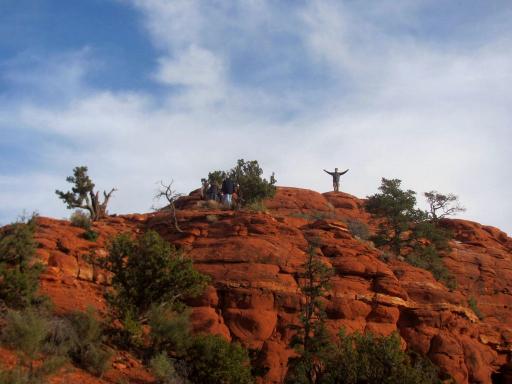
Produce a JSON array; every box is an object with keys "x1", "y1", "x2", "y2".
[{"x1": 3, "y1": 187, "x2": 512, "y2": 383}]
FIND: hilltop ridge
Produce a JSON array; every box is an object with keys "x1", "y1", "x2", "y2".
[{"x1": 2, "y1": 187, "x2": 511, "y2": 383}]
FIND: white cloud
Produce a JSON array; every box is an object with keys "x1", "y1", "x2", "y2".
[
  {"x1": 1, "y1": 0, "x2": 511, "y2": 235},
  {"x1": 155, "y1": 45, "x2": 225, "y2": 88},
  {"x1": 0, "y1": 48, "x2": 93, "y2": 103},
  {"x1": 127, "y1": 0, "x2": 202, "y2": 50}
]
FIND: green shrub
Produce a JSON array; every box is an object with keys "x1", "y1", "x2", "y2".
[
  {"x1": 0, "y1": 368, "x2": 31, "y2": 384},
  {"x1": 412, "y1": 221, "x2": 451, "y2": 251},
  {"x1": 149, "y1": 352, "x2": 179, "y2": 384},
  {"x1": 1, "y1": 308, "x2": 67, "y2": 381},
  {"x1": 0, "y1": 263, "x2": 44, "y2": 310},
  {"x1": 1, "y1": 308, "x2": 50, "y2": 360},
  {"x1": 148, "y1": 305, "x2": 191, "y2": 355},
  {"x1": 468, "y1": 297, "x2": 484, "y2": 320},
  {"x1": 207, "y1": 159, "x2": 276, "y2": 207},
  {"x1": 346, "y1": 218, "x2": 369, "y2": 240},
  {"x1": 229, "y1": 159, "x2": 276, "y2": 206},
  {"x1": 0, "y1": 215, "x2": 44, "y2": 309},
  {"x1": 145, "y1": 306, "x2": 253, "y2": 383},
  {"x1": 69, "y1": 210, "x2": 91, "y2": 229},
  {"x1": 366, "y1": 179, "x2": 458, "y2": 290},
  {"x1": 43, "y1": 317, "x2": 75, "y2": 356},
  {"x1": 406, "y1": 246, "x2": 456, "y2": 289},
  {"x1": 82, "y1": 229, "x2": 99, "y2": 242},
  {"x1": 0, "y1": 308, "x2": 112, "y2": 380},
  {"x1": 286, "y1": 244, "x2": 334, "y2": 384},
  {"x1": 184, "y1": 334, "x2": 253, "y2": 384},
  {"x1": 320, "y1": 331, "x2": 440, "y2": 384},
  {"x1": 100, "y1": 230, "x2": 209, "y2": 318},
  {"x1": 67, "y1": 309, "x2": 112, "y2": 377},
  {"x1": 116, "y1": 310, "x2": 145, "y2": 349},
  {"x1": 0, "y1": 214, "x2": 37, "y2": 265},
  {"x1": 206, "y1": 170, "x2": 227, "y2": 189},
  {"x1": 77, "y1": 346, "x2": 111, "y2": 377},
  {"x1": 366, "y1": 178, "x2": 419, "y2": 255}
]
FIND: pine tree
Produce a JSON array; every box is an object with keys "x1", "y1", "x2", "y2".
[
  {"x1": 287, "y1": 243, "x2": 334, "y2": 384},
  {"x1": 366, "y1": 178, "x2": 419, "y2": 255}
]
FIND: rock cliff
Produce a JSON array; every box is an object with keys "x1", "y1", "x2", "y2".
[{"x1": 6, "y1": 187, "x2": 512, "y2": 383}]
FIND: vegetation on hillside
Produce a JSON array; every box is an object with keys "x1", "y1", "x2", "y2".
[
  {"x1": 319, "y1": 331, "x2": 441, "y2": 384},
  {"x1": 287, "y1": 242, "x2": 334, "y2": 384},
  {"x1": 365, "y1": 178, "x2": 462, "y2": 288},
  {"x1": 286, "y1": 241, "x2": 441, "y2": 384},
  {"x1": 95, "y1": 230, "x2": 254, "y2": 384},
  {"x1": 98, "y1": 230, "x2": 208, "y2": 319},
  {"x1": 0, "y1": 171, "x2": 472, "y2": 382},
  {"x1": 0, "y1": 214, "x2": 44, "y2": 309},
  {"x1": 0, "y1": 215, "x2": 111, "y2": 381},
  {"x1": 366, "y1": 178, "x2": 420, "y2": 255}
]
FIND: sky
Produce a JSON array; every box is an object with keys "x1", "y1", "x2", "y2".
[{"x1": 0, "y1": 0, "x2": 511, "y2": 235}]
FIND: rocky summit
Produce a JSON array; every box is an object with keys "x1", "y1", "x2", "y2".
[{"x1": 3, "y1": 187, "x2": 512, "y2": 383}]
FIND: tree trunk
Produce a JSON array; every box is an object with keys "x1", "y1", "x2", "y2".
[{"x1": 88, "y1": 189, "x2": 116, "y2": 221}]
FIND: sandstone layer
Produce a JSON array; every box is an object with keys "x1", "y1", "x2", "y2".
[{"x1": 5, "y1": 187, "x2": 511, "y2": 383}]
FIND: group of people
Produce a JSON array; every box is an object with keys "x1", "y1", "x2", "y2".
[
  {"x1": 200, "y1": 177, "x2": 238, "y2": 208},
  {"x1": 198, "y1": 167, "x2": 348, "y2": 209}
]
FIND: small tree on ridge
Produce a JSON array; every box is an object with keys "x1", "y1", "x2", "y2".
[
  {"x1": 228, "y1": 159, "x2": 276, "y2": 206},
  {"x1": 424, "y1": 191, "x2": 465, "y2": 222},
  {"x1": 56, "y1": 166, "x2": 116, "y2": 221},
  {"x1": 366, "y1": 178, "x2": 419, "y2": 255},
  {"x1": 153, "y1": 180, "x2": 183, "y2": 233}
]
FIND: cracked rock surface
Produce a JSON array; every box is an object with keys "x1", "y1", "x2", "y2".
[{"x1": 13, "y1": 187, "x2": 512, "y2": 383}]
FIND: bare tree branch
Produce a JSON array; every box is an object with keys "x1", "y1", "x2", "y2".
[
  {"x1": 424, "y1": 190, "x2": 466, "y2": 221},
  {"x1": 154, "y1": 180, "x2": 183, "y2": 232}
]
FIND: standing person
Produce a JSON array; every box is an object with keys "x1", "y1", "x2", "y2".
[
  {"x1": 207, "y1": 181, "x2": 219, "y2": 201},
  {"x1": 221, "y1": 176, "x2": 235, "y2": 208},
  {"x1": 323, "y1": 168, "x2": 349, "y2": 192}
]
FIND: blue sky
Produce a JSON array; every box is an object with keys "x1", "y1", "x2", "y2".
[{"x1": 1, "y1": 0, "x2": 511, "y2": 234}]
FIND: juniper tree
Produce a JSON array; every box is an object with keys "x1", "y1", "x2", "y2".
[
  {"x1": 366, "y1": 179, "x2": 456, "y2": 288},
  {"x1": 205, "y1": 160, "x2": 276, "y2": 207},
  {"x1": 287, "y1": 243, "x2": 334, "y2": 384},
  {"x1": 0, "y1": 214, "x2": 44, "y2": 309},
  {"x1": 228, "y1": 159, "x2": 276, "y2": 206},
  {"x1": 321, "y1": 331, "x2": 441, "y2": 384},
  {"x1": 366, "y1": 178, "x2": 420, "y2": 256},
  {"x1": 207, "y1": 170, "x2": 227, "y2": 187},
  {"x1": 56, "y1": 166, "x2": 116, "y2": 221},
  {"x1": 97, "y1": 230, "x2": 208, "y2": 319}
]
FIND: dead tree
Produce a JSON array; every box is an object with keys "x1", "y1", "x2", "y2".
[
  {"x1": 424, "y1": 190, "x2": 466, "y2": 222},
  {"x1": 56, "y1": 166, "x2": 116, "y2": 221},
  {"x1": 154, "y1": 180, "x2": 183, "y2": 232}
]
